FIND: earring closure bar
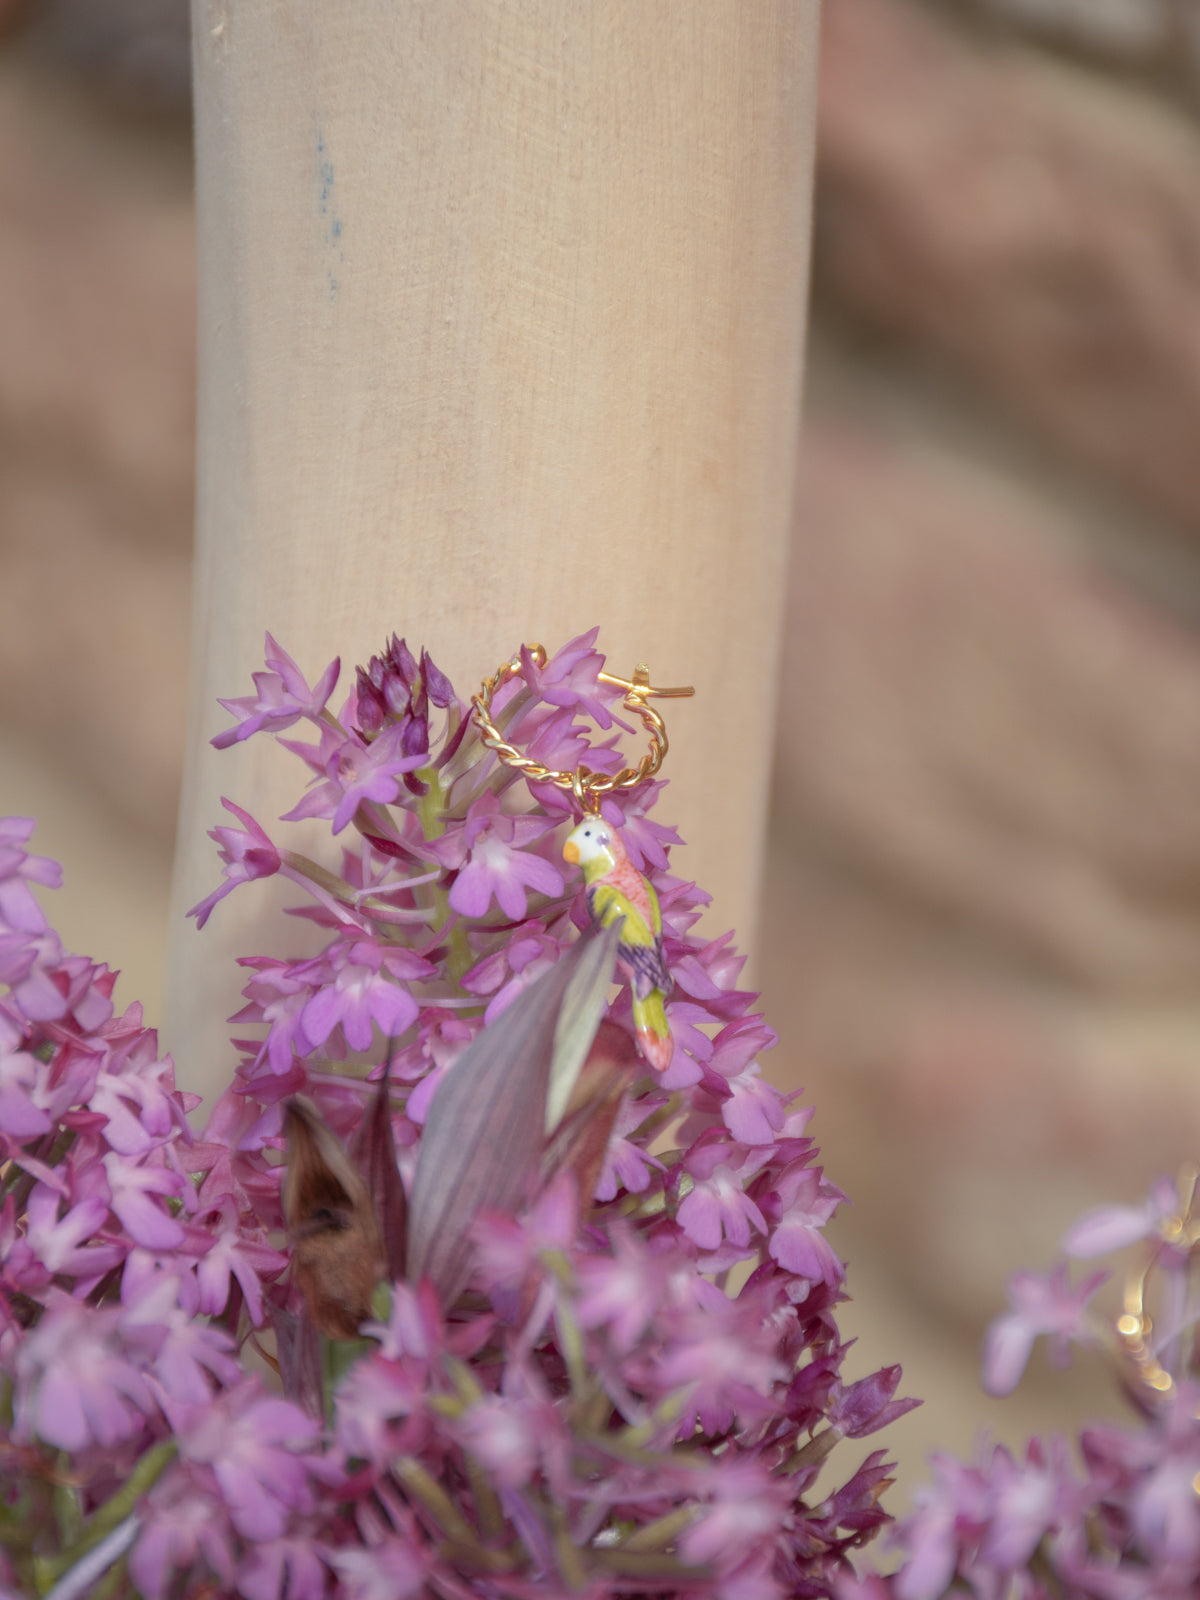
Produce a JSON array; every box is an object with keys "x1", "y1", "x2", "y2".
[{"x1": 597, "y1": 665, "x2": 695, "y2": 701}]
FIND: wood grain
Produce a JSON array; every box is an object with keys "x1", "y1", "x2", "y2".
[{"x1": 169, "y1": 0, "x2": 819, "y2": 1101}]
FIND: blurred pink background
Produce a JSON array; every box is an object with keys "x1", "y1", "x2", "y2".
[{"x1": 5, "y1": 0, "x2": 1200, "y2": 1502}]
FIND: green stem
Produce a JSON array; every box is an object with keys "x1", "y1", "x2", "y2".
[
  {"x1": 85, "y1": 1554, "x2": 130, "y2": 1600},
  {"x1": 442, "y1": 1356, "x2": 486, "y2": 1406},
  {"x1": 590, "y1": 1549, "x2": 703, "y2": 1578},
  {"x1": 278, "y1": 851, "x2": 361, "y2": 904},
  {"x1": 462, "y1": 1453, "x2": 505, "y2": 1543},
  {"x1": 393, "y1": 1456, "x2": 478, "y2": 1547},
  {"x1": 51, "y1": 1461, "x2": 82, "y2": 1550},
  {"x1": 413, "y1": 765, "x2": 473, "y2": 982},
  {"x1": 550, "y1": 1283, "x2": 589, "y2": 1399},
  {"x1": 36, "y1": 1440, "x2": 177, "y2": 1588},
  {"x1": 615, "y1": 1504, "x2": 699, "y2": 1552},
  {"x1": 321, "y1": 1333, "x2": 373, "y2": 1421},
  {"x1": 785, "y1": 1424, "x2": 843, "y2": 1476},
  {"x1": 547, "y1": 1501, "x2": 589, "y2": 1591},
  {"x1": 394, "y1": 1458, "x2": 517, "y2": 1571}
]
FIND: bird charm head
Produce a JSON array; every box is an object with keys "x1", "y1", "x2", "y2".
[{"x1": 562, "y1": 815, "x2": 625, "y2": 875}]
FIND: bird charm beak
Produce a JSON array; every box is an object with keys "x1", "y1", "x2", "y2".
[{"x1": 562, "y1": 837, "x2": 580, "y2": 865}]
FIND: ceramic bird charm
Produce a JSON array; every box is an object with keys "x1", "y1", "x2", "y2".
[{"x1": 563, "y1": 816, "x2": 673, "y2": 1073}]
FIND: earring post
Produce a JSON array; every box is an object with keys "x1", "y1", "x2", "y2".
[{"x1": 598, "y1": 666, "x2": 695, "y2": 700}]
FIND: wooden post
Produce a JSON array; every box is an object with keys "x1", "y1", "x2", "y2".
[{"x1": 168, "y1": 0, "x2": 819, "y2": 1101}]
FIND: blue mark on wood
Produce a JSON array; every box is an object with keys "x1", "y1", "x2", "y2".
[{"x1": 315, "y1": 126, "x2": 345, "y2": 298}]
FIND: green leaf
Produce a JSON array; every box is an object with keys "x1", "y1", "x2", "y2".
[
  {"x1": 407, "y1": 926, "x2": 616, "y2": 1304},
  {"x1": 545, "y1": 920, "x2": 621, "y2": 1132},
  {"x1": 37, "y1": 1439, "x2": 176, "y2": 1590},
  {"x1": 540, "y1": 1019, "x2": 640, "y2": 1202}
]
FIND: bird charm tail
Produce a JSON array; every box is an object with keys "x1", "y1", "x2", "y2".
[
  {"x1": 632, "y1": 988, "x2": 673, "y2": 1074},
  {"x1": 562, "y1": 814, "x2": 676, "y2": 1078}
]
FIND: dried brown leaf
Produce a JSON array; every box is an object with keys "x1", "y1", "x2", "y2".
[
  {"x1": 349, "y1": 1060, "x2": 407, "y2": 1284},
  {"x1": 283, "y1": 1097, "x2": 383, "y2": 1339},
  {"x1": 271, "y1": 1302, "x2": 323, "y2": 1416}
]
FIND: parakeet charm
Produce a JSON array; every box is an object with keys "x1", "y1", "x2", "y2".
[
  {"x1": 474, "y1": 647, "x2": 692, "y2": 1075},
  {"x1": 563, "y1": 816, "x2": 673, "y2": 1073}
]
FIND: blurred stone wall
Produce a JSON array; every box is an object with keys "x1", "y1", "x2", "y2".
[
  {"x1": 0, "y1": 0, "x2": 192, "y2": 1020},
  {"x1": 763, "y1": 0, "x2": 1200, "y2": 1479}
]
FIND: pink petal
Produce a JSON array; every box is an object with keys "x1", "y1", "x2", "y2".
[
  {"x1": 112, "y1": 1189, "x2": 185, "y2": 1251},
  {"x1": 982, "y1": 1314, "x2": 1036, "y2": 1397}
]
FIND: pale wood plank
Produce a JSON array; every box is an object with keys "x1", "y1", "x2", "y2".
[{"x1": 169, "y1": 0, "x2": 819, "y2": 1100}]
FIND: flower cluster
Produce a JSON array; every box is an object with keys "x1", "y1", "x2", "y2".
[
  {"x1": 0, "y1": 632, "x2": 915, "y2": 1598},
  {"x1": 841, "y1": 1173, "x2": 1200, "y2": 1599},
  {"x1": 0, "y1": 817, "x2": 311, "y2": 1600}
]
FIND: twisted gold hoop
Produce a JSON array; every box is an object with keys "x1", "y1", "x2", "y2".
[{"x1": 471, "y1": 645, "x2": 694, "y2": 812}]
